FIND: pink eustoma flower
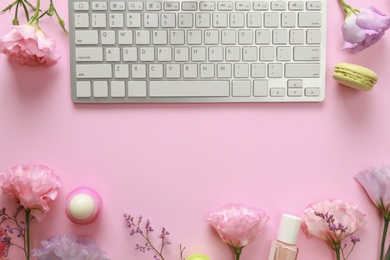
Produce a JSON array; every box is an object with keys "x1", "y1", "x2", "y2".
[
  {"x1": 207, "y1": 204, "x2": 269, "y2": 259},
  {"x1": 0, "y1": 24, "x2": 60, "y2": 66},
  {"x1": 301, "y1": 199, "x2": 367, "y2": 245},
  {"x1": 355, "y1": 165, "x2": 390, "y2": 215},
  {"x1": 0, "y1": 164, "x2": 61, "y2": 221},
  {"x1": 342, "y1": 6, "x2": 390, "y2": 53}
]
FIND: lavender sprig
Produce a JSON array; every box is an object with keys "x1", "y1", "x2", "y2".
[
  {"x1": 0, "y1": 206, "x2": 32, "y2": 257},
  {"x1": 315, "y1": 211, "x2": 361, "y2": 260},
  {"x1": 124, "y1": 213, "x2": 185, "y2": 260}
]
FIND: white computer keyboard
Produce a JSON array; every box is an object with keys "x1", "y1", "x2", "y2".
[{"x1": 69, "y1": 0, "x2": 327, "y2": 103}]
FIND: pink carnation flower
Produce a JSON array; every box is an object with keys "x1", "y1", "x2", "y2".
[
  {"x1": 0, "y1": 24, "x2": 61, "y2": 66},
  {"x1": 301, "y1": 199, "x2": 368, "y2": 244},
  {"x1": 342, "y1": 6, "x2": 390, "y2": 53},
  {"x1": 0, "y1": 164, "x2": 61, "y2": 221},
  {"x1": 207, "y1": 203, "x2": 269, "y2": 258}
]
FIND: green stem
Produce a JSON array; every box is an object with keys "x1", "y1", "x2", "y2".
[
  {"x1": 233, "y1": 247, "x2": 242, "y2": 260},
  {"x1": 334, "y1": 245, "x2": 341, "y2": 260},
  {"x1": 337, "y1": 0, "x2": 357, "y2": 14},
  {"x1": 29, "y1": 0, "x2": 40, "y2": 25},
  {"x1": 25, "y1": 209, "x2": 31, "y2": 260},
  {"x1": 380, "y1": 217, "x2": 390, "y2": 260}
]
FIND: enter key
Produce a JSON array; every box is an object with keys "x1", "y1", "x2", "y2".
[{"x1": 294, "y1": 46, "x2": 321, "y2": 61}]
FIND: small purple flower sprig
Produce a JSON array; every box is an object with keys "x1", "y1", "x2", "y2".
[
  {"x1": 124, "y1": 213, "x2": 186, "y2": 260},
  {"x1": 315, "y1": 211, "x2": 361, "y2": 260},
  {"x1": 0, "y1": 206, "x2": 32, "y2": 257}
]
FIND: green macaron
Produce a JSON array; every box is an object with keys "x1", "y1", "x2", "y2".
[{"x1": 333, "y1": 62, "x2": 378, "y2": 91}]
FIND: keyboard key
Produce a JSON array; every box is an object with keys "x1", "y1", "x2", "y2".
[
  {"x1": 76, "y1": 47, "x2": 103, "y2": 61},
  {"x1": 294, "y1": 46, "x2": 321, "y2": 61},
  {"x1": 298, "y1": 12, "x2": 322, "y2": 27},
  {"x1": 76, "y1": 81, "x2": 91, "y2": 97},
  {"x1": 110, "y1": 2, "x2": 125, "y2": 10},
  {"x1": 200, "y1": 64, "x2": 215, "y2": 78},
  {"x1": 307, "y1": 29, "x2": 321, "y2": 44},
  {"x1": 131, "y1": 64, "x2": 147, "y2": 78},
  {"x1": 128, "y1": 81, "x2": 147, "y2": 97},
  {"x1": 164, "y1": 2, "x2": 179, "y2": 10},
  {"x1": 75, "y1": 30, "x2": 98, "y2": 44},
  {"x1": 76, "y1": 64, "x2": 112, "y2": 78},
  {"x1": 149, "y1": 64, "x2": 164, "y2": 78},
  {"x1": 93, "y1": 81, "x2": 109, "y2": 97},
  {"x1": 74, "y1": 13, "x2": 89, "y2": 28},
  {"x1": 264, "y1": 12, "x2": 279, "y2": 28},
  {"x1": 233, "y1": 80, "x2": 251, "y2": 96},
  {"x1": 285, "y1": 63, "x2": 320, "y2": 78},
  {"x1": 218, "y1": 1, "x2": 233, "y2": 11},
  {"x1": 128, "y1": 2, "x2": 143, "y2": 10},
  {"x1": 182, "y1": 2, "x2": 198, "y2": 11},
  {"x1": 251, "y1": 63, "x2": 266, "y2": 78},
  {"x1": 127, "y1": 13, "x2": 142, "y2": 27},
  {"x1": 114, "y1": 64, "x2": 130, "y2": 78},
  {"x1": 91, "y1": 14, "x2": 106, "y2": 28},
  {"x1": 289, "y1": 1, "x2": 304, "y2": 10},
  {"x1": 150, "y1": 81, "x2": 230, "y2": 97},
  {"x1": 235, "y1": 2, "x2": 251, "y2": 11},
  {"x1": 146, "y1": 2, "x2": 162, "y2": 11},
  {"x1": 270, "y1": 88, "x2": 285, "y2": 97},
  {"x1": 288, "y1": 88, "x2": 303, "y2": 97},
  {"x1": 307, "y1": 1, "x2": 322, "y2": 10},
  {"x1": 247, "y1": 13, "x2": 262, "y2": 28},
  {"x1": 74, "y1": 2, "x2": 89, "y2": 10},
  {"x1": 253, "y1": 80, "x2": 268, "y2": 96},
  {"x1": 305, "y1": 87, "x2": 320, "y2": 97},
  {"x1": 200, "y1": 1, "x2": 215, "y2": 11},
  {"x1": 268, "y1": 63, "x2": 283, "y2": 78},
  {"x1": 111, "y1": 81, "x2": 126, "y2": 97},
  {"x1": 253, "y1": 1, "x2": 269, "y2": 10},
  {"x1": 271, "y1": 1, "x2": 286, "y2": 10}
]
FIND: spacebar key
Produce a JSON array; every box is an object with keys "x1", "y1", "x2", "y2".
[{"x1": 150, "y1": 81, "x2": 230, "y2": 97}]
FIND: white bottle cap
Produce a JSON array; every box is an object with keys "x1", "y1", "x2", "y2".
[{"x1": 277, "y1": 214, "x2": 301, "y2": 245}]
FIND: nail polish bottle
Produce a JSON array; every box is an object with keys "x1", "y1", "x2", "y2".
[
  {"x1": 65, "y1": 187, "x2": 102, "y2": 224},
  {"x1": 268, "y1": 214, "x2": 301, "y2": 260}
]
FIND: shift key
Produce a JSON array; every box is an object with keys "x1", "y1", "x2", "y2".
[
  {"x1": 76, "y1": 64, "x2": 112, "y2": 78},
  {"x1": 285, "y1": 63, "x2": 320, "y2": 78}
]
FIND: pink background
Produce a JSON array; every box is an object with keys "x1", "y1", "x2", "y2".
[{"x1": 1, "y1": 0, "x2": 390, "y2": 259}]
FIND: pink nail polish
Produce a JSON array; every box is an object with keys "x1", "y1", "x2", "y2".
[{"x1": 65, "y1": 187, "x2": 102, "y2": 224}]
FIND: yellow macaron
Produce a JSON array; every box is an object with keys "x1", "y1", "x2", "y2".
[{"x1": 333, "y1": 62, "x2": 378, "y2": 91}]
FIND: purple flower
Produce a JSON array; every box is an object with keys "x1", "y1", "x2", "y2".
[
  {"x1": 341, "y1": 5, "x2": 390, "y2": 53},
  {"x1": 32, "y1": 234, "x2": 110, "y2": 260}
]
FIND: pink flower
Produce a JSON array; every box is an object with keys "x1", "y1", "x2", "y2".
[
  {"x1": 0, "y1": 164, "x2": 61, "y2": 221},
  {"x1": 206, "y1": 203, "x2": 269, "y2": 259},
  {"x1": 0, "y1": 24, "x2": 61, "y2": 66},
  {"x1": 341, "y1": 6, "x2": 390, "y2": 53},
  {"x1": 301, "y1": 199, "x2": 367, "y2": 260},
  {"x1": 354, "y1": 165, "x2": 390, "y2": 215}
]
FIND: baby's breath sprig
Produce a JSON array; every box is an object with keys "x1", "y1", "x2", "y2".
[{"x1": 124, "y1": 213, "x2": 186, "y2": 260}]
